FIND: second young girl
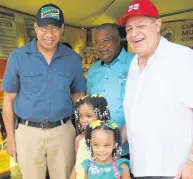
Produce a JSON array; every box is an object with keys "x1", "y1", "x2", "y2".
[
  {"x1": 82, "y1": 120, "x2": 131, "y2": 179},
  {"x1": 70, "y1": 94, "x2": 110, "y2": 179}
]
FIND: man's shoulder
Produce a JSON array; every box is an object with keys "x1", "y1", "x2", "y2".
[
  {"x1": 89, "y1": 60, "x2": 101, "y2": 71},
  {"x1": 87, "y1": 60, "x2": 101, "y2": 79},
  {"x1": 170, "y1": 42, "x2": 192, "y2": 53},
  {"x1": 119, "y1": 48, "x2": 135, "y2": 63},
  {"x1": 168, "y1": 41, "x2": 193, "y2": 63},
  {"x1": 122, "y1": 49, "x2": 135, "y2": 57},
  {"x1": 9, "y1": 42, "x2": 31, "y2": 58},
  {"x1": 161, "y1": 37, "x2": 192, "y2": 55},
  {"x1": 60, "y1": 44, "x2": 77, "y2": 55},
  {"x1": 125, "y1": 52, "x2": 135, "y2": 63},
  {"x1": 59, "y1": 44, "x2": 81, "y2": 61},
  {"x1": 158, "y1": 37, "x2": 193, "y2": 67}
]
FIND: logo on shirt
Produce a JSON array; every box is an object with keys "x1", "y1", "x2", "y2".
[
  {"x1": 119, "y1": 72, "x2": 128, "y2": 79},
  {"x1": 89, "y1": 164, "x2": 113, "y2": 174}
]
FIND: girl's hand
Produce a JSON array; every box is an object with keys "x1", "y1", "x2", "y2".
[
  {"x1": 84, "y1": 172, "x2": 88, "y2": 179},
  {"x1": 69, "y1": 166, "x2": 77, "y2": 179}
]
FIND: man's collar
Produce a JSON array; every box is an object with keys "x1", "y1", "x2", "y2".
[
  {"x1": 24, "y1": 38, "x2": 73, "y2": 57},
  {"x1": 97, "y1": 48, "x2": 128, "y2": 67},
  {"x1": 156, "y1": 36, "x2": 168, "y2": 57}
]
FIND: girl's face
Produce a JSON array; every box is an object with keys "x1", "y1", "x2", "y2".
[
  {"x1": 91, "y1": 129, "x2": 115, "y2": 164},
  {"x1": 79, "y1": 104, "x2": 99, "y2": 130}
]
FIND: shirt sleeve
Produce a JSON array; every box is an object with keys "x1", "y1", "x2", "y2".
[
  {"x1": 174, "y1": 47, "x2": 193, "y2": 108},
  {"x1": 116, "y1": 158, "x2": 131, "y2": 175},
  {"x1": 70, "y1": 55, "x2": 86, "y2": 93},
  {"x1": 2, "y1": 52, "x2": 19, "y2": 93},
  {"x1": 81, "y1": 159, "x2": 90, "y2": 173}
]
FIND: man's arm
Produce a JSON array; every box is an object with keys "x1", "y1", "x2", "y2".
[
  {"x1": 122, "y1": 124, "x2": 128, "y2": 145},
  {"x1": 71, "y1": 92, "x2": 85, "y2": 105},
  {"x1": 175, "y1": 124, "x2": 193, "y2": 179},
  {"x1": 3, "y1": 92, "x2": 17, "y2": 161},
  {"x1": 71, "y1": 54, "x2": 86, "y2": 104},
  {"x1": 174, "y1": 48, "x2": 193, "y2": 179}
]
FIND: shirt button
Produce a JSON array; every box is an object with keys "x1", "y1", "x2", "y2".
[
  {"x1": 103, "y1": 89, "x2": 105, "y2": 92},
  {"x1": 48, "y1": 70, "x2": 51, "y2": 73},
  {"x1": 106, "y1": 77, "x2": 108, "y2": 80},
  {"x1": 47, "y1": 100, "x2": 50, "y2": 104},
  {"x1": 48, "y1": 85, "x2": 51, "y2": 88}
]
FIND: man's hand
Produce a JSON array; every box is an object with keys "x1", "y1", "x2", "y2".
[
  {"x1": 174, "y1": 161, "x2": 193, "y2": 179},
  {"x1": 7, "y1": 138, "x2": 17, "y2": 162}
]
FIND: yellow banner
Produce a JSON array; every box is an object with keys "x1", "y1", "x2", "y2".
[
  {"x1": 0, "y1": 136, "x2": 10, "y2": 175},
  {"x1": 161, "y1": 19, "x2": 193, "y2": 49},
  {"x1": 79, "y1": 46, "x2": 98, "y2": 78}
]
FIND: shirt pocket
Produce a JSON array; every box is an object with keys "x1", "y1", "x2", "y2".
[
  {"x1": 57, "y1": 72, "x2": 71, "y2": 93},
  {"x1": 20, "y1": 70, "x2": 43, "y2": 94}
]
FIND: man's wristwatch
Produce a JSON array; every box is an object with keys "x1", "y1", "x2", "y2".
[{"x1": 188, "y1": 154, "x2": 193, "y2": 162}]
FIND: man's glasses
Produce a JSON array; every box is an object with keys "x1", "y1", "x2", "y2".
[{"x1": 38, "y1": 26, "x2": 60, "y2": 33}]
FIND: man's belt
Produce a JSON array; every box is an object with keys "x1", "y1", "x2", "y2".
[{"x1": 17, "y1": 116, "x2": 70, "y2": 129}]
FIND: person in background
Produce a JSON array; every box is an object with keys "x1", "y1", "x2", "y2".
[
  {"x1": 87, "y1": 23, "x2": 134, "y2": 159},
  {"x1": 62, "y1": 42, "x2": 72, "y2": 49},
  {"x1": 2, "y1": 3, "x2": 85, "y2": 179},
  {"x1": 117, "y1": 0, "x2": 193, "y2": 179}
]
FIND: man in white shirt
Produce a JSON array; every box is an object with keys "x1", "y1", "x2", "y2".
[{"x1": 117, "y1": 0, "x2": 193, "y2": 179}]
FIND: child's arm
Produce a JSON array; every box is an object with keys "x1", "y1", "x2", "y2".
[
  {"x1": 81, "y1": 160, "x2": 89, "y2": 179},
  {"x1": 84, "y1": 171, "x2": 88, "y2": 179},
  {"x1": 69, "y1": 136, "x2": 79, "y2": 179},
  {"x1": 69, "y1": 166, "x2": 77, "y2": 179},
  {"x1": 75, "y1": 135, "x2": 79, "y2": 153},
  {"x1": 120, "y1": 163, "x2": 131, "y2": 179}
]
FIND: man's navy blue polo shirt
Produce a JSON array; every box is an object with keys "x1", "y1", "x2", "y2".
[{"x1": 2, "y1": 39, "x2": 86, "y2": 122}]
